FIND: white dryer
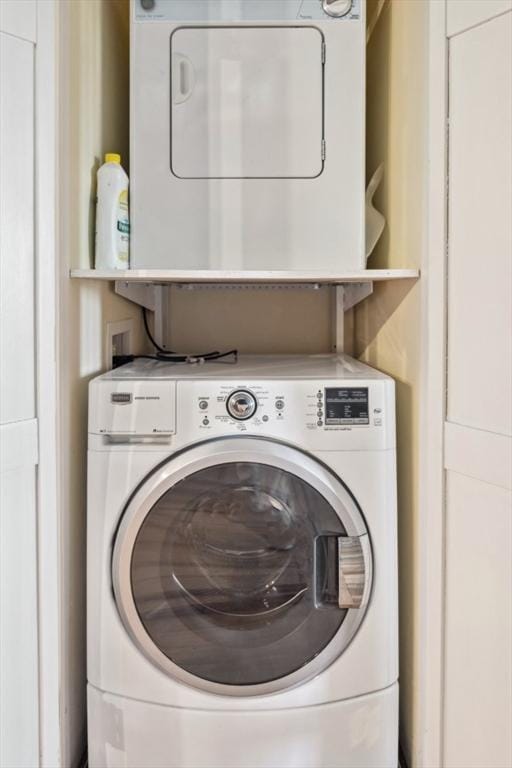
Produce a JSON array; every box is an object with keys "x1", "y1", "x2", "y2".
[
  {"x1": 130, "y1": 0, "x2": 366, "y2": 271},
  {"x1": 87, "y1": 355, "x2": 398, "y2": 768}
]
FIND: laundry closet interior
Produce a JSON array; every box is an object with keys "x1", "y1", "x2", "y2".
[
  {"x1": 61, "y1": 0, "x2": 424, "y2": 764},
  {"x1": 0, "y1": 0, "x2": 512, "y2": 768},
  {"x1": 4, "y1": 0, "x2": 511, "y2": 764}
]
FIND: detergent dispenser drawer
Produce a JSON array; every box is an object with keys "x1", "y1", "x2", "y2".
[{"x1": 170, "y1": 26, "x2": 325, "y2": 179}]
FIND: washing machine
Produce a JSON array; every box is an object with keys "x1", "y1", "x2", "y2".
[
  {"x1": 87, "y1": 354, "x2": 398, "y2": 768},
  {"x1": 130, "y1": 0, "x2": 366, "y2": 270}
]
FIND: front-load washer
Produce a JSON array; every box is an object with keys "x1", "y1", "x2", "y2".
[
  {"x1": 130, "y1": 0, "x2": 366, "y2": 271},
  {"x1": 87, "y1": 355, "x2": 398, "y2": 768}
]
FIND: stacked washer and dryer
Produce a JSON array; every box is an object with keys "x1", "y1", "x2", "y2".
[{"x1": 88, "y1": 1, "x2": 399, "y2": 766}]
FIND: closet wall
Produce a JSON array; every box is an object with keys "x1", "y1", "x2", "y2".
[
  {"x1": 355, "y1": 1, "x2": 427, "y2": 764},
  {"x1": 166, "y1": 285, "x2": 335, "y2": 354},
  {"x1": 58, "y1": 1, "x2": 145, "y2": 764}
]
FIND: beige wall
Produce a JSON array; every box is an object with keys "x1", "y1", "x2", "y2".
[
  {"x1": 356, "y1": 1, "x2": 427, "y2": 765},
  {"x1": 58, "y1": 1, "x2": 143, "y2": 764},
  {"x1": 167, "y1": 285, "x2": 335, "y2": 354}
]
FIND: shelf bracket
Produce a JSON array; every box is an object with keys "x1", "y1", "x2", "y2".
[
  {"x1": 114, "y1": 281, "x2": 170, "y2": 350},
  {"x1": 331, "y1": 282, "x2": 374, "y2": 353},
  {"x1": 113, "y1": 278, "x2": 374, "y2": 355},
  {"x1": 343, "y1": 281, "x2": 374, "y2": 311}
]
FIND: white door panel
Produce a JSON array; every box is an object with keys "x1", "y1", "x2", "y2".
[
  {"x1": 444, "y1": 422, "x2": 512, "y2": 490},
  {"x1": 0, "y1": 0, "x2": 36, "y2": 42},
  {"x1": 0, "y1": 465, "x2": 39, "y2": 768},
  {"x1": 0, "y1": 31, "x2": 36, "y2": 426},
  {"x1": 447, "y1": 0, "x2": 512, "y2": 38},
  {"x1": 0, "y1": 2, "x2": 40, "y2": 764},
  {"x1": 171, "y1": 27, "x2": 324, "y2": 179},
  {"x1": 447, "y1": 14, "x2": 512, "y2": 437},
  {"x1": 442, "y1": 9, "x2": 512, "y2": 768},
  {"x1": 0, "y1": 419, "x2": 38, "y2": 472},
  {"x1": 444, "y1": 471, "x2": 512, "y2": 768}
]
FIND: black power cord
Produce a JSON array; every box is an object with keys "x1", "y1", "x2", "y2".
[
  {"x1": 112, "y1": 308, "x2": 238, "y2": 368},
  {"x1": 142, "y1": 306, "x2": 174, "y2": 355}
]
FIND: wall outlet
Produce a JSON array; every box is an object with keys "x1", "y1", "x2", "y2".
[{"x1": 105, "y1": 319, "x2": 134, "y2": 370}]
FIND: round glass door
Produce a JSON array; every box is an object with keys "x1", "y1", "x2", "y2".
[{"x1": 113, "y1": 438, "x2": 371, "y2": 696}]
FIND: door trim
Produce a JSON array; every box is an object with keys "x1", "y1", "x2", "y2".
[
  {"x1": 112, "y1": 437, "x2": 372, "y2": 697},
  {"x1": 35, "y1": 1, "x2": 61, "y2": 765},
  {"x1": 418, "y1": 2, "x2": 448, "y2": 766}
]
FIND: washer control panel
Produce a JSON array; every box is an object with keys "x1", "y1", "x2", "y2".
[
  {"x1": 226, "y1": 390, "x2": 258, "y2": 421},
  {"x1": 175, "y1": 378, "x2": 394, "y2": 451}
]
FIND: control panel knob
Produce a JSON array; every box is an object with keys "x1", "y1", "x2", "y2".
[
  {"x1": 322, "y1": 0, "x2": 352, "y2": 17},
  {"x1": 226, "y1": 390, "x2": 257, "y2": 421}
]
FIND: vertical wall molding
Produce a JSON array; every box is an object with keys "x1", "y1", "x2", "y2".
[
  {"x1": 35, "y1": 1, "x2": 61, "y2": 766},
  {"x1": 417, "y1": 1, "x2": 448, "y2": 766}
]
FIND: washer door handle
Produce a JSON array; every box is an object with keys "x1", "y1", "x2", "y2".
[{"x1": 338, "y1": 534, "x2": 372, "y2": 610}]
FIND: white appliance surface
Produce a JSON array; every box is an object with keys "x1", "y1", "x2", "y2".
[
  {"x1": 130, "y1": 0, "x2": 366, "y2": 270},
  {"x1": 87, "y1": 354, "x2": 398, "y2": 767},
  {"x1": 171, "y1": 26, "x2": 324, "y2": 179},
  {"x1": 88, "y1": 682, "x2": 399, "y2": 768}
]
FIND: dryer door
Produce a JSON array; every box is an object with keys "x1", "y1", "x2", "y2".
[
  {"x1": 170, "y1": 26, "x2": 325, "y2": 179},
  {"x1": 113, "y1": 438, "x2": 371, "y2": 696}
]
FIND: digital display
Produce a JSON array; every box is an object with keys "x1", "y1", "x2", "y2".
[{"x1": 325, "y1": 387, "x2": 369, "y2": 425}]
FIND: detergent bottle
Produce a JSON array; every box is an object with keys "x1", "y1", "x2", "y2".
[{"x1": 95, "y1": 153, "x2": 130, "y2": 269}]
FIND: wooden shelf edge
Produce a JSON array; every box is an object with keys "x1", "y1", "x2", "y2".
[{"x1": 69, "y1": 268, "x2": 420, "y2": 285}]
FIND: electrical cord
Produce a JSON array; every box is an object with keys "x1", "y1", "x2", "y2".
[
  {"x1": 142, "y1": 306, "x2": 173, "y2": 354},
  {"x1": 130, "y1": 307, "x2": 238, "y2": 365}
]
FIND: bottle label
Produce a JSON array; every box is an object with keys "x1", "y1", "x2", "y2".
[
  {"x1": 117, "y1": 220, "x2": 130, "y2": 235},
  {"x1": 117, "y1": 189, "x2": 130, "y2": 264}
]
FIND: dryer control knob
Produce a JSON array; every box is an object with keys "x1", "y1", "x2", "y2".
[
  {"x1": 323, "y1": 0, "x2": 352, "y2": 17},
  {"x1": 226, "y1": 390, "x2": 257, "y2": 421}
]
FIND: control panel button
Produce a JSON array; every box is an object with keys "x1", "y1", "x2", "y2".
[
  {"x1": 199, "y1": 400, "x2": 208, "y2": 410},
  {"x1": 226, "y1": 390, "x2": 257, "y2": 421},
  {"x1": 275, "y1": 399, "x2": 285, "y2": 410},
  {"x1": 317, "y1": 420, "x2": 324, "y2": 427},
  {"x1": 202, "y1": 418, "x2": 210, "y2": 426},
  {"x1": 322, "y1": 0, "x2": 352, "y2": 17}
]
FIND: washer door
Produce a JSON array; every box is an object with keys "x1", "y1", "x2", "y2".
[{"x1": 113, "y1": 438, "x2": 372, "y2": 696}]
